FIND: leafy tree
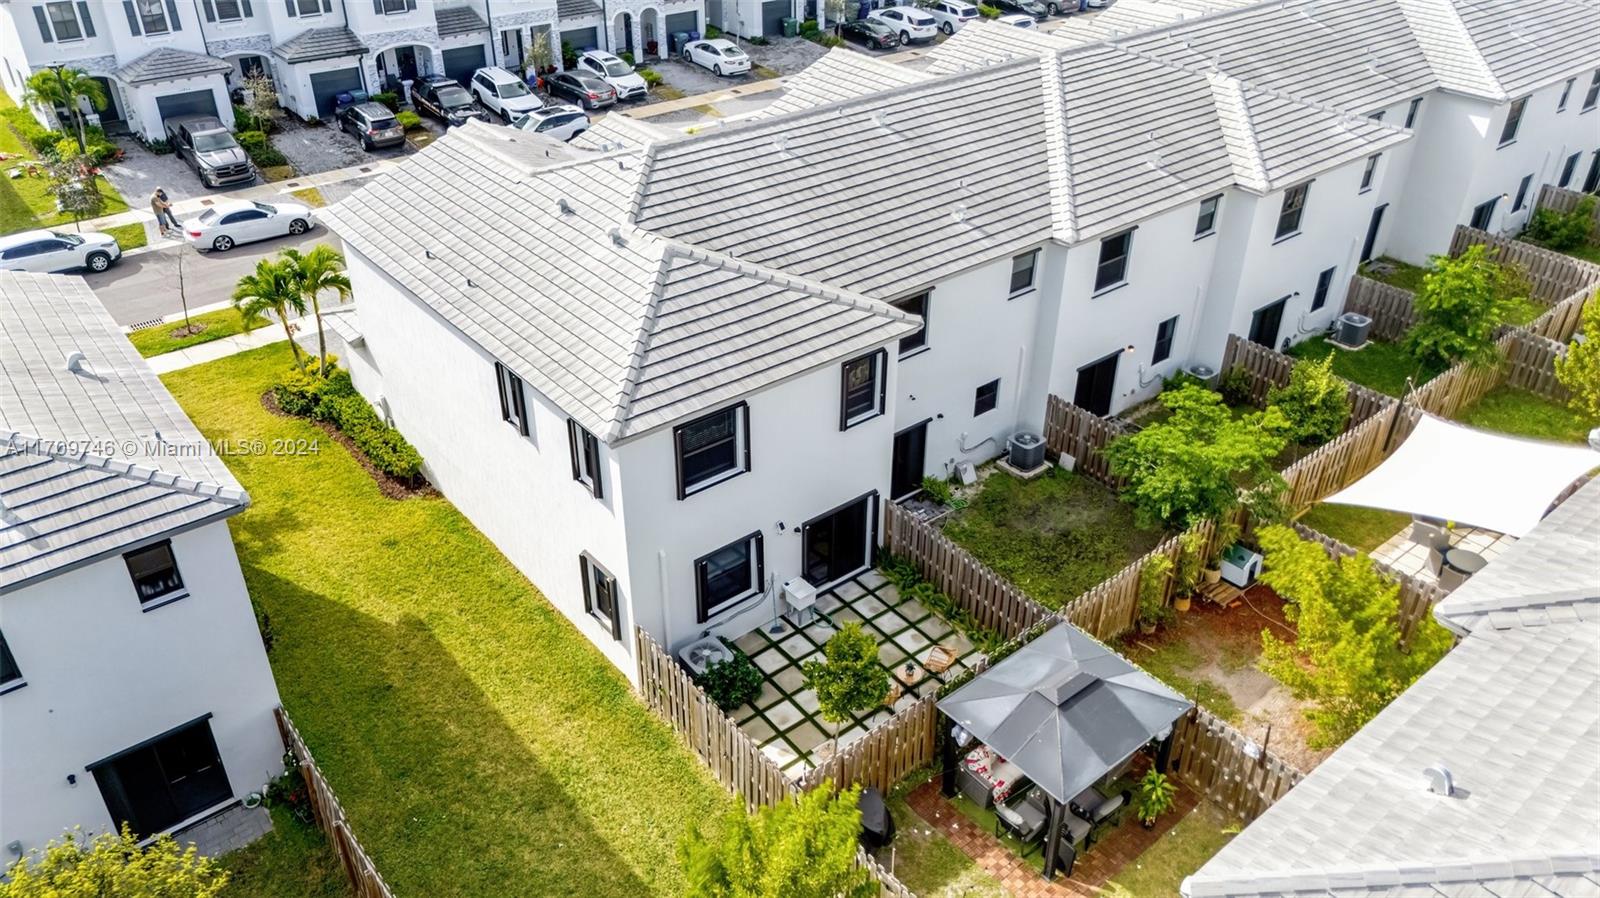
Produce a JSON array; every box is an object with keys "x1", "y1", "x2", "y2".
[
  {"x1": 23, "y1": 66, "x2": 105, "y2": 153},
  {"x1": 801, "y1": 622, "x2": 888, "y2": 745},
  {"x1": 1137, "y1": 552, "x2": 1172, "y2": 628},
  {"x1": 1267, "y1": 352, "x2": 1350, "y2": 445},
  {"x1": 1555, "y1": 293, "x2": 1600, "y2": 420},
  {"x1": 241, "y1": 72, "x2": 282, "y2": 135},
  {"x1": 43, "y1": 151, "x2": 104, "y2": 231},
  {"x1": 1255, "y1": 525, "x2": 1452, "y2": 748},
  {"x1": 2, "y1": 825, "x2": 229, "y2": 897},
  {"x1": 679, "y1": 784, "x2": 875, "y2": 898},
  {"x1": 233, "y1": 257, "x2": 310, "y2": 371},
  {"x1": 526, "y1": 29, "x2": 555, "y2": 76},
  {"x1": 1105, "y1": 384, "x2": 1289, "y2": 529},
  {"x1": 282, "y1": 244, "x2": 352, "y2": 376},
  {"x1": 1404, "y1": 246, "x2": 1524, "y2": 370},
  {"x1": 1522, "y1": 195, "x2": 1597, "y2": 252}
]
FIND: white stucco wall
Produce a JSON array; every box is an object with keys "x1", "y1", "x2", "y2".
[
  {"x1": 123, "y1": 73, "x2": 234, "y2": 139},
  {"x1": 0, "y1": 522, "x2": 283, "y2": 858}
]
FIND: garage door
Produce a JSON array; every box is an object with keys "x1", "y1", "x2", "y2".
[
  {"x1": 309, "y1": 68, "x2": 363, "y2": 118},
  {"x1": 761, "y1": 0, "x2": 789, "y2": 37},
  {"x1": 155, "y1": 90, "x2": 218, "y2": 129},
  {"x1": 562, "y1": 27, "x2": 600, "y2": 52},
  {"x1": 665, "y1": 10, "x2": 698, "y2": 35},
  {"x1": 441, "y1": 45, "x2": 487, "y2": 86}
]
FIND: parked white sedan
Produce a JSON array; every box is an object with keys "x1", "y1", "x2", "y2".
[
  {"x1": 682, "y1": 38, "x2": 751, "y2": 76},
  {"x1": 185, "y1": 199, "x2": 314, "y2": 252},
  {"x1": 0, "y1": 228, "x2": 122, "y2": 273},
  {"x1": 996, "y1": 12, "x2": 1038, "y2": 27},
  {"x1": 869, "y1": 7, "x2": 940, "y2": 43}
]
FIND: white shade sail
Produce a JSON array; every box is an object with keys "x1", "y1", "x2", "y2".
[{"x1": 1322, "y1": 415, "x2": 1600, "y2": 537}]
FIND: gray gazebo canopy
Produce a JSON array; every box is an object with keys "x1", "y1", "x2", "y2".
[{"x1": 938, "y1": 623, "x2": 1193, "y2": 805}]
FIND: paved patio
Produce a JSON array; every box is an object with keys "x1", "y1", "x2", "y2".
[
  {"x1": 1371, "y1": 523, "x2": 1516, "y2": 587},
  {"x1": 730, "y1": 570, "x2": 982, "y2": 778}
]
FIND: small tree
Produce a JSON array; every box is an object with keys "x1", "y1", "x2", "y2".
[
  {"x1": 3, "y1": 825, "x2": 229, "y2": 897},
  {"x1": 241, "y1": 72, "x2": 282, "y2": 135},
  {"x1": 282, "y1": 244, "x2": 352, "y2": 376},
  {"x1": 1555, "y1": 292, "x2": 1600, "y2": 420},
  {"x1": 1255, "y1": 525, "x2": 1452, "y2": 748},
  {"x1": 679, "y1": 784, "x2": 876, "y2": 898},
  {"x1": 801, "y1": 622, "x2": 888, "y2": 746},
  {"x1": 1105, "y1": 384, "x2": 1290, "y2": 529},
  {"x1": 44, "y1": 151, "x2": 104, "y2": 231},
  {"x1": 1267, "y1": 352, "x2": 1350, "y2": 445},
  {"x1": 1137, "y1": 553, "x2": 1173, "y2": 629},
  {"x1": 23, "y1": 66, "x2": 105, "y2": 153},
  {"x1": 526, "y1": 30, "x2": 555, "y2": 76},
  {"x1": 233, "y1": 257, "x2": 310, "y2": 371},
  {"x1": 1523, "y1": 195, "x2": 1598, "y2": 252},
  {"x1": 1404, "y1": 246, "x2": 1523, "y2": 370}
]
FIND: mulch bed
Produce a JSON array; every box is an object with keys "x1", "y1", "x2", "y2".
[{"x1": 260, "y1": 389, "x2": 436, "y2": 501}]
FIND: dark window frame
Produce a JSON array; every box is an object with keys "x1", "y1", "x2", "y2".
[
  {"x1": 1498, "y1": 96, "x2": 1527, "y2": 145},
  {"x1": 1195, "y1": 194, "x2": 1220, "y2": 237},
  {"x1": 1469, "y1": 197, "x2": 1498, "y2": 230},
  {"x1": 1583, "y1": 70, "x2": 1600, "y2": 112},
  {"x1": 124, "y1": 540, "x2": 186, "y2": 609},
  {"x1": 674, "y1": 402, "x2": 750, "y2": 499},
  {"x1": 1558, "y1": 77, "x2": 1575, "y2": 112},
  {"x1": 579, "y1": 553, "x2": 621, "y2": 641},
  {"x1": 891, "y1": 290, "x2": 929, "y2": 357},
  {"x1": 1275, "y1": 183, "x2": 1310, "y2": 240},
  {"x1": 567, "y1": 419, "x2": 603, "y2": 499},
  {"x1": 1093, "y1": 228, "x2": 1134, "y2": 293},
  {"x1": 0, "y1": 630, "x2": 23, "y2": 694},
  {"x1": 1008, "y1": 249, "x2": 1038, "y2": 296},
  {"x1": 1151, "y1": 316, "x2": 1177, "y2": 364},
  {"x1": 87, "y1": 714, "x2": 231, "y2": 839},
  {"x1": 839, "y1": 349, "x2": 887, "y2": 431},
  {"x1": 1311, "y1": 267, "x2": 1336, "y2": 311},
  {"x1": 1512, "y1": 173, "x2": 1532, "y2": 212},
  {"x1": 1405, "y1": 97, "x2": 1423, "y2": 128},
  {"x1": 973, "y1": 378, "x2": 999, "y2": 416},
  {"x1": 494, "y1": 361, "x2": 529, "y2": 437},
  {"x1": 44, "y1": 1, "x2": 85, "y2": 40},
  {"x1": 1359, "y1": 153, "x2": 1380, "y2": 192},
  {"x1": 694, "y1": 531, "x2": 765, "y2": 623},
  {"x1": 1559, "y1": 152, "x2": 1580, "y2": 188}
]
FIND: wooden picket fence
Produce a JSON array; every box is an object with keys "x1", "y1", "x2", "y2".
[
  {"x1": 1163, "y1": 706, "x2": 1304, "y2": 824},
  {"x1": 1502, "y1": 328, "x2": 1571, "y2": 402},
  {"x1": 275, "y1": 708, "x2": 396, "y2": 898},
  {"x1": 1279, "y1": 402, "x2": 1399, "y2": 514},
  {"x1": 1219, "y1": 334, "x2": 1396, "y2": 428},
  {"x1": 635, "y1": 628, "x2": 796, "y2": 812},
  {"x1": 1290, "y1": 523, "x2": 1449, "y2": 642},
  {"x1": 1526, "y1": 284, "x2": 1593, "y2": 343},
  {"x1": 798, "y1": 694, "x2": 939, "y2": 795},
  {"x1": 1042, "y1": 394, "x2": 1132, "y2": 489},
  {"x1": 1449, "y1": 225, "x2": 1600, "y2": 304},
  {"x1": 883, "y1": 501, "x2": 1054, "y2": 640},
  {"x1": 1343, "y1": 274, "x2": 1418, "y2": 342},
  {"x1": 1535, "y1": 183, "x2": 1600, "y2": 229}
]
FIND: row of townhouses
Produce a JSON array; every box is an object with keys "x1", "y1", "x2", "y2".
[
  {"x1": 0, "y1": 0, "x2": 709, "y2": 139},
  {"x1": 315, "y1": 0, "x2": 1600, "y2": 681},
  {"x1": 0, "y1": 273, "x2": 284, "y2": 861}
]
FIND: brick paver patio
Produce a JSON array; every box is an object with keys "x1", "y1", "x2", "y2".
[{"x1": 730, "y1": 570, "x2": 982, "y2": 778}]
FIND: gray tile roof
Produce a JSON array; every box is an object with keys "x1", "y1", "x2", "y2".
[
  {"x1": 569, "y1": 113, "x2": 678, "y2": 151},
  {"x1": 434, "y1": 4, "x2": 487, "y2": 36},
  {"x1": 1, "y1": 273, "x2": 247, "y2": 593},
  {"x1": 273, "y1": 26, "x2": 368, "y2": 63},
  {"x1": 114, "y1": 47, "x2": 231, "y2": 85},
  {"x1": 924, "y1": 20, "x2": 1075, "y2": 76},
  {"x1": 1183, "y1": 478, "x2": 1600, "y2": 898},
  {"x1": 1053, "y1": 0, "x2": 1256, "y2": 43},
  {"x1": 557, "y1": 0, "x2": 602, "y2": 19},
  {"x1": 317, "y1": 131, "x2": 917, "y2": 442},
  {"x1": 748, "y1": 47, "x2": 931, "y2": 119}
]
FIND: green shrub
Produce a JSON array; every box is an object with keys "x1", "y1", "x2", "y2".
[
  {"x1": 235, "y1": 129, "x2": 287, "y2": 167},
  {"x1": 272, "y1": 364, "x2": 347, "y2": 416},
  {"x1": 396, "y1": 110, "x2": 422, "y2": 130},
  {"x1": 697, "y1": 645, "x2": 763, "y2": 711},
  {"x1": 1523, "y1": 196, "x2": 1597, "y2": 251},
  {"x1": 1405, "y1": 245, "x2": 1524, "y2": 369},
  {"x1": 144, "y1": 137, "x2": 173, "y2": 155},
  {"x1": 1267, "y1": 352, "x2": 1350, "y2": 445},
  {"x1": 273, "y1": 367, "x2": 424, "y2": 483},
  {"x1": 920, "y1": 475, "x2": 954, "y2": 506},
  {"x1": 706, "y1": 24, "x2": 723, "y2": 37},
  {"x1": 1217, "y1": 365, "x2": 1255, "y2": 407},
  {"x1": 52, "y1": 137, "x2": 78, "y2": 160},
  {"x1": 232, "y1": 103, "x2": 258, "y2": 132},
  {"x1": 619, "y1": 50, "x2": 635, "y2": 65},
  {"x1": 1137, "y1": 553, "x2": 1173, "y2": 628},
  {"x1": 977, "y1": 3, "x2": 1002, "y2": 16},
  {"x1": 637, "y1": 67, "x2": 663, "y2": 86},
  {"x1": 369, "y1": 90, "x2": 401, "y2": 112}
]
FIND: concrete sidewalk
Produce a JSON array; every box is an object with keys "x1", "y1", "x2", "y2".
[{"x1": 144, "y1": 315, "x2": 311, "y2": 375}]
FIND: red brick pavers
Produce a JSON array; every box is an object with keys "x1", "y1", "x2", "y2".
[{"x1": 905, "y1": 776, "x2": 1201, "y2": 897}]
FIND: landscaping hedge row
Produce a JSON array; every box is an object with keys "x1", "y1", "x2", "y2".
[
  {"x1": 274, "y1": 365, "x2": 424, "y2": 482},
  {"x1": 236, "y1": 130, "x2": 288, "y2": 168},
  {"x1": 0, "y1": 105, "x2": 117, "y2": 164}
]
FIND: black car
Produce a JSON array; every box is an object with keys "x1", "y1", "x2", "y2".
[
  {"x1": 988, "y1": 0, "x2": 1051, "y2": 16},
  {"x1": 338, "y1": 102, "x2": 406, "y2": 151},
  {"x1": 839, "y1": 19, "x2": 898, "y2": 49},
  {"x1": 544, "y1": 71, "x2": 618, "y2": 111},
  {"x1": 412, "y1": 76, "x2": 489, "y2": 126}
]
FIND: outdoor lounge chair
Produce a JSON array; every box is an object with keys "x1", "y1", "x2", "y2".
[{"x1": 925, "y1": 644, "x2": 958, "y2": 675}]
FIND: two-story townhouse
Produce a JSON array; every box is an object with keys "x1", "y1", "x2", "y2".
[
  {"x1": 314, "y1": 37, "x2": 1403, "y2": 677},
  {"x1": 0, "y1": 271, "x2": 283, "y2": 859}
]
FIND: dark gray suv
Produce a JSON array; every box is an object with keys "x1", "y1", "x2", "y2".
[
  {"x1": 164, "y1": 116, "x2": 255, "y2": 188},
  {"x1": 338, "y1": 102, "x2": 405, "y2": 151}
]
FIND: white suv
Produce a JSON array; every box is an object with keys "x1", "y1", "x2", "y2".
[
  {"x1": 0, "y1": 228, "x2": 122, "y2": 273},
  {"x1": 921, "y1": 0, "x2": 979, "y2": 34},
  {"x1": 869, "y1": 7, "x2": 940, "y2": 43},
  {"x1": 469, "y1": 66, "x2": 544, "y2": 121},
  {"x1": 576, "y1": 51, "x2": 649, "y2": 101}
]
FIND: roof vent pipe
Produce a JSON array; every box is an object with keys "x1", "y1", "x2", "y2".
[
  {"x1": 65, "y1": 350, "x2": 87, "y2": 374},
  {"x1": 557, "y1": 198, "x2": 574, "y2": 215},
  {"x1": 1424, "y1": 764, "x2": 1454, "y2": 797},
  {"x1": 609, "y1": 227, "x2": 627, "y2": 247},
  {"x1": 951, "y1": 203, "x2": 968, "y2": 224}
]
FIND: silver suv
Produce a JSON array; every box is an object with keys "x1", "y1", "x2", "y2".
[{"x1": 164, "y1": 115, "x2": 255, "y2": 188}]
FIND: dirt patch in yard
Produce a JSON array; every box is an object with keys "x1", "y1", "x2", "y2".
[{"x1": 1119, "y1": 584, "x2": 1333, "y2": 773}]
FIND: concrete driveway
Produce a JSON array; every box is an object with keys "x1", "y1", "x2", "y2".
[
  {"x1": 101, "y1": 139, "x2": 217, "y2": 206},
  {"x1": 271, "y1": 117, "x2": 414, "y2": 176}
]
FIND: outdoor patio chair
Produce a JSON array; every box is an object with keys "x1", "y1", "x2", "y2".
[
  {"x1": 994, "y1": 790, "x2": 1048, "y2": 852},
  {"x1": 1087, "y1": 792, "x2": 1127, "y2": 846},
  {"x1": 925, "y1": 644, "x2": 959, "y2": 675}
]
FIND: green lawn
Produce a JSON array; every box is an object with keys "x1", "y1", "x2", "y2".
[
  {"x1": 1297, "y1": 503, "x2": 1410, "y2": 552},
  {"x1": 216, "y1": 807, "x2": 345, "y2": 898},
  {"x1": 127, "y1": 307, "x2": 261, "y2": 358},
  {"x1": 1455, "y1": 385, "x2": 1598, "y2": 444},
  {"x1": 884, "y1": 798, "x2": 1006, "y2": 898},
  {"x1": 1287, "y1": 336, "x2": 1442, "y2": 398},
  {"x1": 165, "y1": 344, "x2": 732, "y2": 898},
  {"x1": 943, "y1": 467, "x2": 1166, "y2": 609},
  {"x1": 1118, "y1": 631, "x2": 1242, "y2": 724},
  {"x1": 103, "y1": 220, "x2": 147, "y2": 251},
  {"x1": 1359, "y1": 256, "x2": 1428, "y2": 292},
  {"x1": 1101, "y1": 802, "x2": 1237, "y2": 898},
  {"x1": 0, "y1": 94, "x2": 128, "y2": 236}
]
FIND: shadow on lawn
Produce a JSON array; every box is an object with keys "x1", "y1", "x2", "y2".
[{"x1": 243, "y1": 565, "x2": 656, "y2": 898}]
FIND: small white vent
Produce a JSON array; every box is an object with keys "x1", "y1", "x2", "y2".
[
  {"x1": 1424, "y1": 764, "x2": 1454, "y2": 797},
  {"x1": 609, "y1": 227, "x2": 627, "y2": 247},
  {"x1": 951, "y1": 203, "x2": 968, "y2": 224},
  {"x1": 65, "y1": 350, "x2": 88, "y2": 374}
]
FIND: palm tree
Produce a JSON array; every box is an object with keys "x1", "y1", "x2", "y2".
[
  {"x1": 23, "y1": 67, "x2": 106, "y2": 153},
  {"x1": 233, "y1": 258, "x2": 310, "y2": 371},
  {"x1": 282, "y1": 245, "x2": 352, "y2": 376}
]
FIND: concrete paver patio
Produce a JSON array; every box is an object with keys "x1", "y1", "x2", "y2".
[{"x1": 731, "y1": 569, "x2": 982, "y2": 778}]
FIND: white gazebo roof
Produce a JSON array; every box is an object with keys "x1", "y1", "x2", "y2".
[{"x1": 1323, "y1": 415, "x2": 1600, "y2": 537}]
